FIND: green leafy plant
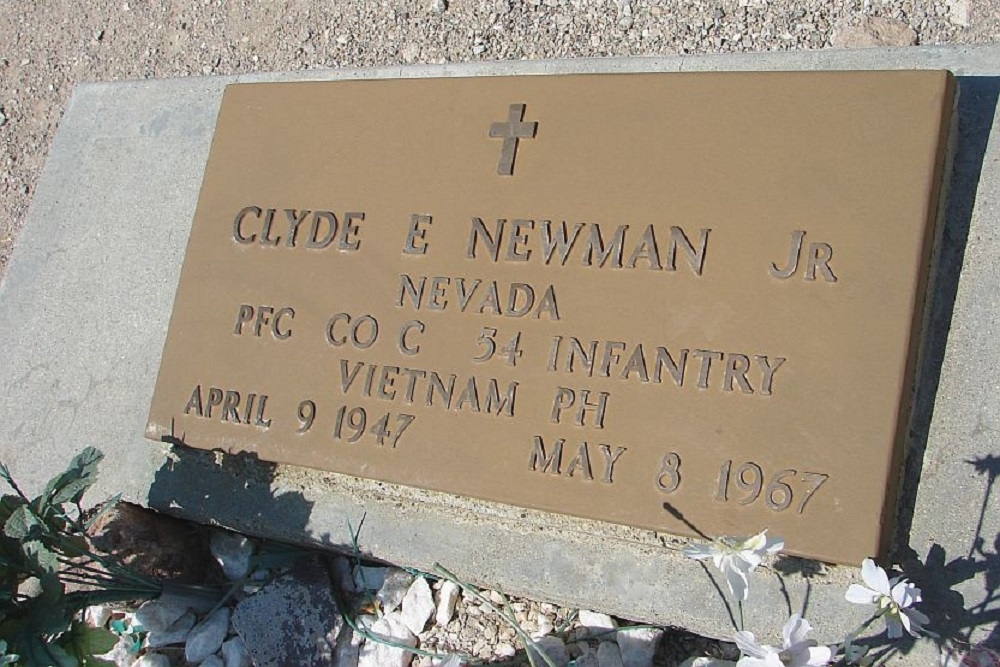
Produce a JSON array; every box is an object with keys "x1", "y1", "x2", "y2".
[{"x1": 0, "y1": 447, "x2": 203, "y2": 666}]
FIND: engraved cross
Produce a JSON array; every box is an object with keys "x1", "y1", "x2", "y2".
[{"x1": 489, "y1": 103, "x2": 538, "y2": 176}]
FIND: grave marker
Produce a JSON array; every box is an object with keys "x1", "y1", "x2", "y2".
[{"x1": 146, "y1": 71, "x2": 955, "y2": 565}]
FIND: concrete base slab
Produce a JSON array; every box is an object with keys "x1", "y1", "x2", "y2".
[{"x1": 1, "y1": 46, "x2": 998, "y2": 664}]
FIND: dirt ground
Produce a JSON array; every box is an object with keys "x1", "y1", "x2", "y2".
[{"x1": 0, "y1": 0, "x2": 998, "y2": 279}]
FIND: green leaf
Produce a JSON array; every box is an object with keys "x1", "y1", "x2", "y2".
[
  {"x1": 0, "y1": 497, "x2": 25, "y2": 526},
  {"x1": 4, "y1": 506, "x2": 44, "y2": 542},
  {"x1": 27, "y1": 574, "x2": 71, "y2": 637},
  {"x1": 40, "y1": 448, "x2": 104, "y2": 513},
  {"x1": 63, "y1": 622, "x2": 117, "y2": 667},
  {"x1": 23, "y1": 540, "x2": 59, "y2": 575},
  {"x1": 15, "y1": 634, "x2": 77, "y2": 667}
]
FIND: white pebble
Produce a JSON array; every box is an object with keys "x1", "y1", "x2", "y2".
[
  {"x1": 146, "y1": 610, "x2": 196, "y2": 648},
  {"x1": 435, "y1": 581, "x2": 460, "y2": 626},
  {"x1": 210, "y1": 531, "x2": 255, "y2": 580},
  {"x1": 401, "y1": 577, "x2": 436, "y2": 635},
  {"x1": 532, "y1": 615, "x2": 554, "y2": 639},
  {"x1": 598, "y1": 641, "x2": 626, "y2": 667},
  {"x1": 495, "y1": 642, "x2": 516, "y2": 657},
  {"x1": 358, "y1": 612, "x2": 417, "y2": 667},
  {"x1": 133, "y1": 654, "x2": 171, "y2": 667},
  {"x1": 135, "y1": 598, "x2": 189, "y2": 633},
  {"x1": 377, "y1": 569, "x2": 415, "y2": 613},
  {"x1": 579, "y1": 610, "x2": 617, "y2": 636},
  {"x1": 84, "y1": 605, "x2": 111, "y2": 628},
  {"x1": 222, "y1": 636, "x2": 253, "y2": 667},
  {"x1": 184, "y1": 608, "x2": 230, "y2": 664},
  {"x1": 616, "y1": 627, "x2": 663, "y2": 667}
]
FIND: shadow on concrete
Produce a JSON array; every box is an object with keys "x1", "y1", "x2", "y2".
[
  {"x1": 893, "y1": 75, "x2": 1000, "y2": 556},
  {"x1": 146, "y1": 439, "x2": 322, "y2": 550},
  {"x1": 897, "y1": 455, "x2": 1000, "y2": 651},
  {"x1": 858, "y1": 454, "x2": 998, "y2": 662}
]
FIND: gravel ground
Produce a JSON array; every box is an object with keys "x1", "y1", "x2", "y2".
[{"x1": 0, "y1": 0, "x2": 998, "y2": 279}]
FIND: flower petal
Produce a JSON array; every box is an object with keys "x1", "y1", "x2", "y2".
[
  {"x1": 736, "y1": 657, "x2": 773, "y2": 667},
  {"x1": 805, "y1": 646, "x2": 832, "y2": 667},
  {"x1": 737, "y1": 552, "x2": 763, "y2": 573},
  {"x1": 782, "y1": 614, "x2": 812, "y2": 649},
  {"x1": 726, "y1": 564, "x2": 750, "y2": 601},
  {"x1": 900, "y1": 607, "x2": 928, "y2": 636},
  {"x1": 683, "y1": 543, "x2": 716, "y2": 560},
  {"x1": 891, "y1": 581, "x2": 921, "y2": 608},
  {"x1": 735, "y1": 631, "x2": 769, "y2": 659},
  {"x1": 845, "y1": 584, "x2": 880, "y2": 605},
  {"x1": 680, "y1": 658, "x2": 738, "y2": 667},
  {"x1": 861, "y1": 559, "x2": 891, "y2": 595},
  {"x1": 764, "y1": 536, "x2": 784, "y2": 555},
  {"x1": 743, "y1": 531, "x2": 768, "y2": 552}
]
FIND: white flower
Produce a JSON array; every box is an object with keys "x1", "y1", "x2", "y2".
[
  {"x1": 680, "y1": 658, "x2": 737, "y2": 667},
  {"x1": 735, "y1": 614, "x2": 832, "y2": 667},
  {"x1": 845, "y1": 558, "x2": 929, "y2": 639},
  {"x1": 683, "y1": 530, "x2": 784, "y2": 601}
]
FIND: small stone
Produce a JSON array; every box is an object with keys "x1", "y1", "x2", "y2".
[
  {"x1": 578, "y1": 610, "x2": 617, "y2": 636},
  {"x1": 495, "y1": 642, "x2": 516, "y2": 657},
  {"x1": 377, "y1": 569, "x2": 415, "y2": 613},
  {"x1": 146, "y1": 610, "x2": 196, "y2": 647},
  {"x1": 401, "y1": 577, "x2": 436, "y2": 635},
  {"x1": 333, "y1": 626, "x2": 363, "y2": 667},
  {"x1": 96, "y1": 635, "x2": 135, "y2": 667},
  {"x1": 233, "y1": 556, "x2": 344, "y2": 666},
  {"x1": 532, "y1": 615, "x2": 554, "y2": 639},
  {"x1": 84, "y1": 605, "x2": 111, "y2": 628},
  {"x1": 222, "y1": 636, "x2": 253, "y2": 667},
  {"x1": 0, "y1": 109, "x2": 7, "y2": 127},
  {"x1": 615, "y1": 627, "x2": 663, "y2": 667},
  {"x1": 618, "y1": 16, "x2": 635, "y2": 30},
  {"x1": 210, "y1": 530, "x2": 255, "y2": 580},
  {"x1": 528, "y1": 636, "x2": 570, "y2": 667},
  {"x1": 948, "y1": 0, "x2": 970, "y2": 26},
  {"x1": 598, "y1": 641, "x2": 626, "y2": 667},
  {"x1": 184, "y1": 608, "x2": 230, "y2": 663},
  {"x1": 472, "y1": 44, "x2": 486, "y2": 55},
  {"x1": 359, "y1": 612, "x2": 417, "y2": 667},
  {"x1": 678, "y1": 658, "x2": 735, "y2": 667},
  {"x1": 428, "y1": 0, "x2": 447, "y2": 13},
  {"x1": 201, "y1": 657, "x2": 224, "y2": 667},
  {"x1": 435, "y1": 581, "x2": 460, "y2": 626},
  {"x1": 354, "y1": 565, "x2": 388, "y2": 591},
  {"x1": 134, "y1": 654, "x2": 171, "y2": 667},
  {"x1": 830, "y1": 17, "x2": 917, "y2": 48},
  {"x1": 135, "y1": 598, "x2": 189, "y2": 633},
  {"x1": 576, "y1": 650, "x2": 600, "y2": 667}
]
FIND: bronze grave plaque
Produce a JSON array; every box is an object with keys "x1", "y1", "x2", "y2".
[{"x1": 147, "y1": 71, "x2": 955, "y2": 564}]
